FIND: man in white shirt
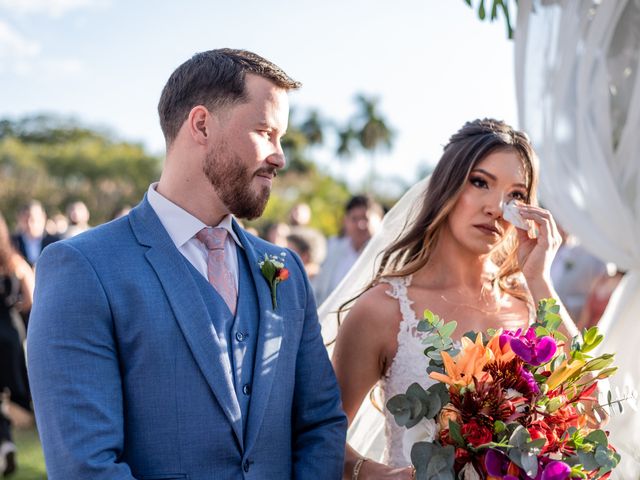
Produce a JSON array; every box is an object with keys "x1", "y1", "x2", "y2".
[{"x1": 314, "y1": 195, "x2": 383, "y2": 304}]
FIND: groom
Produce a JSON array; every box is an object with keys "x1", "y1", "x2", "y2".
[{"x1": 27, "y1": 49, "x2": 347, "y2": 479}]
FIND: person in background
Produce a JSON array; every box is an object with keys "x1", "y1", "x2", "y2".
[
  {"x1": 550, "y1": 226, "x2": 606, "y2": 322},
  {"x1": 314, "y1": 195, "x2": 383, "y2": 304},
  {"x1": 45, "y1": 212, "x2": 69, "y2": 237},
  {"x1": 11, "y1": 201, "x2": 60, "y2": 266},
  {"x1": 289, "y1": 202, "x2": 312, "y2": 227},
  {"x1": 578, "y1": 263, "x2": 625, "y2": 330},
  {"x1": 63, "y1": 201, "x2": 91, "y2": 238},
  {"x1": 0, "y1": 212, "x2": 35, "y2": 477},
  {"x1": 286, "y1": 226, "x2": 327, "y2": 289},
  {"x1": 265, "y1": 221, "x2": 291, "y2": 247}
]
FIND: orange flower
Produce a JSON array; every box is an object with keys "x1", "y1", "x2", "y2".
[
  {"x1": 429, "y1": 334, "x2": 490, "y2": 388},
  {"x1": 486, "y1": 330, "x2": 516, "y2": 363},
  {"x1": 276, "y1": 268, "x2": 289, "y2": 281}
]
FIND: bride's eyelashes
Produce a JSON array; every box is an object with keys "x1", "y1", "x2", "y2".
[
  {"x1": 469, "y1": 176, "x2": 528, "y2": 202},
  {"x1": 469, "y1": 175, "x2": 488, "y2": 189}
]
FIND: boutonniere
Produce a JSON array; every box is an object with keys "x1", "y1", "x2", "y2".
[{"x1": 259, "y1": 252, "x2": 289, "y2": 309}]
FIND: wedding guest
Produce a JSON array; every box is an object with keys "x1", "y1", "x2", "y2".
[
  {"x1": 314, "y1": 195, "x2": 383, "y2": 304},
  {"x1": 578, "y1": 263, "x2": 625, "y2": 330},
  {"x1": 27, "y1": 48, "x2": 346, "y2": 480},
  {"x1": 265, "y1": 221, "x2": 291, "y2": 247},
  {"x1": 11, "y1": 201, "x2": 60, "y2": 266},
  {"x1": 324, "y1": 119, "x2": 579, "y2": 479},
  {"x1": 550, "y1": 226, "x2": 606, "y2": 322},
  {"x1": 0, "y1": 212, "x2": 35, "y2": 477},
  {"x1": 63, "y1": 200, "x2": 91, "y2": 238},
  {"x1": 45, "y1": 212, "x2": 69, "y2": 237},
  {"x1": 289, "y1": 202, "x2": 312, "y2": 227},
  {"x1": 286, "y1": 226, "x2": 327, "y2": 288}
]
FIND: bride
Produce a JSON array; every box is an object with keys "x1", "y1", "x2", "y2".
[{"x1": 323, "y1": 119, "x2": 579, "y2": 479}]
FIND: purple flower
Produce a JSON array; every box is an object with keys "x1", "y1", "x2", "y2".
[
  {"x1": 500, "y1": 329, "x2": 522, "y2": 349},
  {"x1": 540, "y1": 461, "x2": 571, "y2": 480},
  {"x1": 509, "y1": 328, "x2": 557, "y2": 366},
  {"x1": 485, "y1": 449, "x2": 519, "y2": 480},
  {"x1": 517, "y1": 364, "x2": 540, "y2": 395}
]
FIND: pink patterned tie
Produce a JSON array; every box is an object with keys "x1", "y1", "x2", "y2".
[{"x1": 196, "y1": 227, "x2": 237, "y2": 315}]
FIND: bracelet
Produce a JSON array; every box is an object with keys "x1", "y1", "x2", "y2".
[{"x1": 352, "y1": 457, "x2": 368, "y2": 479}]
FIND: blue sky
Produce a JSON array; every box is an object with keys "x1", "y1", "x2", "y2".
[{"x1": 0, "y1": 0, "x2": 517, "y2": 193}]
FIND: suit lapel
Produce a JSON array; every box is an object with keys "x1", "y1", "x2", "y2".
[
  {"x1": 129, "y1": 199, "x2": 243, "y2": 448},
  {"x1": 233, "y1": 221, "x2": 284, "y2": 453}
]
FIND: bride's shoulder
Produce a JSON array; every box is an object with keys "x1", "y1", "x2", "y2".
[{"x1": 344, "y1": 282, "x2": 403, "y2": 328}]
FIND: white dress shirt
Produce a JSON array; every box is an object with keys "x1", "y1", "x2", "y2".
[{"x1": 147, "y1": 183, "x2": 241, "y2": 290}]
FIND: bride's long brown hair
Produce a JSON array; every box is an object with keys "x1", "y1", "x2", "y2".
[{"x1": 339, "y1": 118, "x2": 539, "y2": 318}]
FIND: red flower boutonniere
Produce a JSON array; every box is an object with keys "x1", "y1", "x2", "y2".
[{"x1": 259, "y1": 252, "x2": 289, "y2": 309}]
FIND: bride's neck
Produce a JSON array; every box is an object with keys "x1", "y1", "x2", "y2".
[{"x1": 418, "y1": 236, "x2": 494, "y2": 292}]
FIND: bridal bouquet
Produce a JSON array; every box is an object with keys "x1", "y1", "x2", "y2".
[{"x1": 387, "y1": 299, "x2": 623, "y2": 480}]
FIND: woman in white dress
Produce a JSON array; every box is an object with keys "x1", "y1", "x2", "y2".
[{"x1": 329, "y1": 119, "x2": 579, "y2": 479}]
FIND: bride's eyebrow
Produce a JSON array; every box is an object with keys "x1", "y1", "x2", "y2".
[
  {"x1": 470, "y1": 168, "x2": 495, "y2": 180},
  {"x1": 471, "y1": 168, "x2": 528, "y2": 189}
]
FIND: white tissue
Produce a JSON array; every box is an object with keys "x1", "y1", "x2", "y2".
[{"x1": 503, "y1": 200, "x2": 528, "y2": 230}]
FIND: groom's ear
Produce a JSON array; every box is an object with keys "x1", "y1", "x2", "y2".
[{"x1": 187, "y1": 105, "x2": 212, "y2": 146}]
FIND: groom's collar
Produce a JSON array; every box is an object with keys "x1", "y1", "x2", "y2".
[{"x1": 146, "y1": 183, "x2": 242, "y2": 249}]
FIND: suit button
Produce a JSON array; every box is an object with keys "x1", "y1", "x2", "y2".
[
  {"x1": 242, "y1": 384, "x2": 251, "y2": 395},
  {"x1": 243, "y1": 459, "x2": 251, "y2": 472},
  {"x1": 235, "y1": 331, "x2": 245, "y2": 342}
]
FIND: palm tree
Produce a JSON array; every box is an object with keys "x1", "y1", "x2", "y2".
[{"x1": 336, "y1": 94, "x2": 394, "y2": 192}]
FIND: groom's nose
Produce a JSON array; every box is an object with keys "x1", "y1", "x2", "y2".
[{"x1": 266, "y1": 144, "x2": 286, "y2": 170}]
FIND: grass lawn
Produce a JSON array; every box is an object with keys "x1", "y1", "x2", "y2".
[{"x1": 11, "y1": 427, "x2": 47, "y2": 480}]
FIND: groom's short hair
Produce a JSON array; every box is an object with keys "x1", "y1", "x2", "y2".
[{"x1": 158, "y1": 48, "x2": 301, "y2": 146}]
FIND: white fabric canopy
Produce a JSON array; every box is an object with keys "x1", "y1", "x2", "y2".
[{"x1": 515, "y1": 1, "x2": 640, "y2": 477}]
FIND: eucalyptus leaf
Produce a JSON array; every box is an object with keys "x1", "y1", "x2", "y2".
[
  {"x1": 578, "y1": 451, "x2": 599, "y2": 471},
  {"x1": 417, "y1": 320, "x2": 431, "y2": 332},
  {"x1": 427, "y1": 382, "x2": 450, "y2": 407},
  {"x1": 509, "y1": 425, "x2": 531, "y2": 448},
  {"x1": 423, "y1": 309, "x2": 435, "y2": 324},
  {"x1": 585, "y1": 430, "x2": 609, "y2": 447},
  {"x1": 519, "y1": 453, "x2": 538, "y2": 478},
  {"x1": 438, "y1": 321, "x2": 457, "y2": 338}
]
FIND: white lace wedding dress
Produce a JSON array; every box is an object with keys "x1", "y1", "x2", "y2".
[{"x1": 377, "y1": 275, "x2": 438, "y2": 468}]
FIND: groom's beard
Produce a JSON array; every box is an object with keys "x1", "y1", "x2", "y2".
[{"x1": 203, "y1": 141, "x2": 272, "y2": 220}]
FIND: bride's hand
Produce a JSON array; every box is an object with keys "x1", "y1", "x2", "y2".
[
  {"x1": 513, "y1": 205, "x2": 562, "y2": 285},
  {"x1": 356, "y1": 459, "x2": 415, "y2": 479}
]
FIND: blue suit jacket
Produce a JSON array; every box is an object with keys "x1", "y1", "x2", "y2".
[{"x1": 27, "y1": 198, "x2": 347, "y2": 480}]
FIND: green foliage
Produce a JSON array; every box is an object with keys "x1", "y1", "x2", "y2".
[
  {"x1": 386, "y1": 382, "x2": 449, "y2": 429},
  {"x1": 0, "y1": 114, "x2": 161, "y2": 226},
  {"x1": 248, "y1": 170, "x2": 351, "y2": 237},
  {"x1": 335, "y1": 94, "x2": 395, "y2": 192},
  {"x1": 411, "y1": 443, "x2": 455, "y2": 480},
  {"x1": 464, "y1": 0, "x2": 516, "y2": 39}
]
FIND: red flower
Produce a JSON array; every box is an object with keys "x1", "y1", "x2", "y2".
[
  {"x1": 461, "y1": 420, "x2": 493, "y2": 447},
  {"x1": 276, "y1": 268, "x2": 289, "y2": 281}
]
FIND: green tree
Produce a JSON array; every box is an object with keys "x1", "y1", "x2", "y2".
[
  {"x1": 336, "y1": 94, "x2": 394, "y2": 192},
  {"x1": 281, "y1": 108, "x2": 327, "y2": 174},
  {"x1": 0, "y1": 115, "x2": 161, "y2": 227}
]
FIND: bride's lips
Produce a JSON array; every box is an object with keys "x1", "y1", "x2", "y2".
[{"x1": 474, "y1": 223, "x2": 501, "y2": 236}]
